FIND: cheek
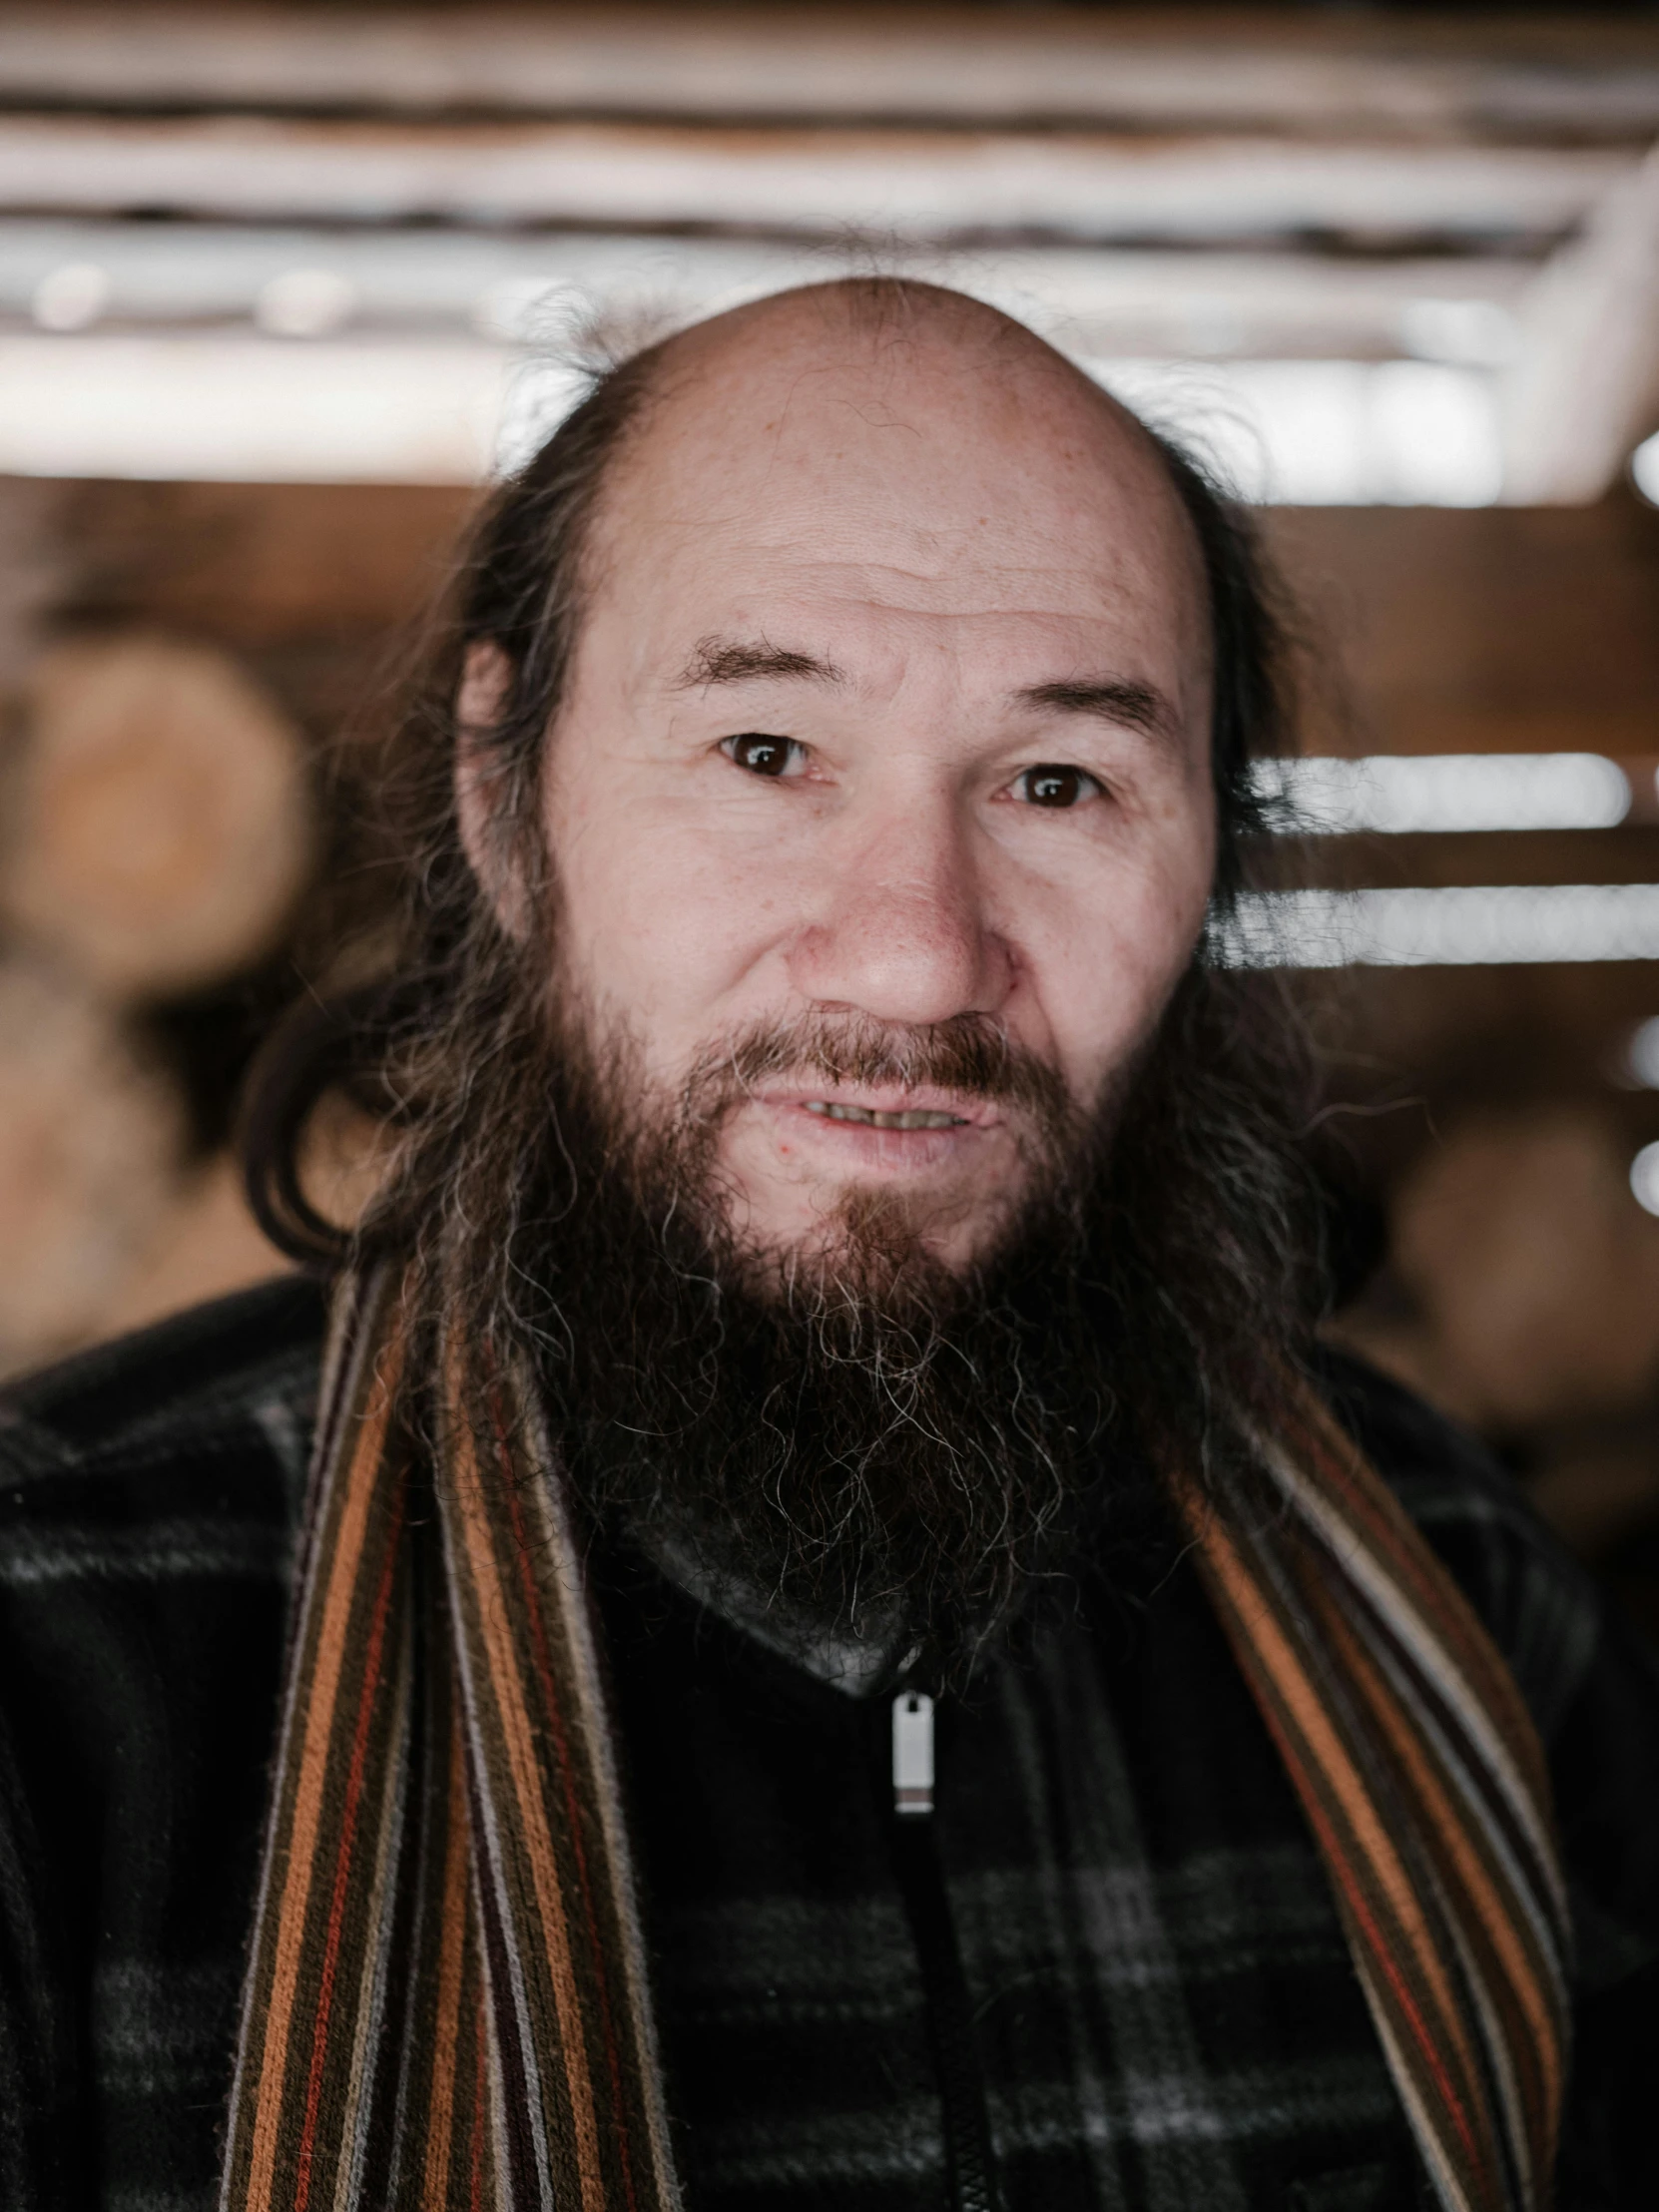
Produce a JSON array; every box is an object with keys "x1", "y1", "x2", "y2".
[
  {"x1": 543, "y1": 776, "x2": 791, "y2": 1053},
  {"x1": 1029, "y1": 805, "x2": 1215, "y2": 1100}
]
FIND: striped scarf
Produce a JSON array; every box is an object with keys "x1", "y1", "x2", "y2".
[{"x1": 220, "y1": 1269, "x2": 1569, "y2": 2212}]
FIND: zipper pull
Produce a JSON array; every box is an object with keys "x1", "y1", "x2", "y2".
[{"x1": 892, "y1": 1690, "x2": 935, "y2": 1818}]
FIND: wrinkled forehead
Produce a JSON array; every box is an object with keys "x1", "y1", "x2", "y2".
[{"x1": 582, "y1": 296, "x2": 1210, "y2": 662}]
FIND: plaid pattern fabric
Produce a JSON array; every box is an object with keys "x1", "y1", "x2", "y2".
[
  {"x1": 220, "y1": 1272, "x2": 1566, "y2": 2212},
  {"x1": 601, "y1": 1551, "x2": 1429, "y2": 2210},
  {"x1": 0, "y1": 1280, "x2": 1655, "y2": 2210},
  {"x1": 0, "y1": 1282, "x2": 321, "y2": 2210}
]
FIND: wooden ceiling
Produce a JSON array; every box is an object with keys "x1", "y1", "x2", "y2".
[{"x1": 0, "y1": 7, "x2": 1652, "y2": 498}]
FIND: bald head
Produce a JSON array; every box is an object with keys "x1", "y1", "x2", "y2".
[
  {"x1": 621, "y1": 275, "x2": 1175, "y2": 483},
  {"x1": 585, "y1": 279, "x2": 1211, "y2": 730},
  {"x1": 620, "y1": 273, "x2": 1164, "y2": 480}
]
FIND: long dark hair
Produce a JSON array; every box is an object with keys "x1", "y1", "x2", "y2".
[{"x1": 244, "y1": 289, "x2": 1296, "y2": 1275}]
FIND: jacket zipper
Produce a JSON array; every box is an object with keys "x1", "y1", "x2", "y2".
[{"x1": 889, "y1": 1692, "x2": 1002, "y2": 2212}]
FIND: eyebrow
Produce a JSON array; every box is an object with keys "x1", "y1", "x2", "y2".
[
  {"x1": 676, "y1": 640, "x2": 1180, "y2": 746},
  {"x1": 1016, "y1": 676, "x2": 1182, "y2": 749},
  {"x1": 676, "y1": 635, "x2": 847, "y2": 690}
]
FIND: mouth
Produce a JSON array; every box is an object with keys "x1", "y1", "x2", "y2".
[
  {"x1": 746, "y1": 1085, "x2": 1000, "y2": 1178},
  {"x1": 724, "y1": 1081, "x2": 1019, "y2": 1216},
  {"x1": 804, "y1": 1101, "x2": 968, "y2": 1131},
  {"x1": 752, "y1": 1080, "x2": 999, "y2": 1139}
]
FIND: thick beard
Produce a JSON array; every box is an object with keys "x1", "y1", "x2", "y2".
[
  {"x1": 513, "y1": 1001, "x2": 1133, "y2": 1687},
  {"x1": 387, "y1": 943, "x2": 1315, "y2": 1693}
]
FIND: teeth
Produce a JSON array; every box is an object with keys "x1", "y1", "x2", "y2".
[{"x1": 805, "y1": 1102, "x2": 964, "y2": 1130}]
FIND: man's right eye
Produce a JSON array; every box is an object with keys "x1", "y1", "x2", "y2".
[{"x1": 722, "y1": 733, "x2": 805, "y2": 779}]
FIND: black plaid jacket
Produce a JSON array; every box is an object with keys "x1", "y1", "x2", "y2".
[{"x1": 0, "y1": 1279, "x2": 1655, "y2": 2211}]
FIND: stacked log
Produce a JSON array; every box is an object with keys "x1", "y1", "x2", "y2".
[
  {"x1": 0, "y1": 961, "x2": 185, "y2": 1371},
  {"x1": 4, "y1": 633, "x2": 313, "y2": 994},
  {"x1": 0, "y1": 630, "x2": 316, "y2": 1376},
  {"x1": 1335, "y1": 1107, "x2": 1659, "y2": 1433}
]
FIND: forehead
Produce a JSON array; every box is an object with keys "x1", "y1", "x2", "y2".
[{"x1": 582, "y1": 307, "x2": 1210, "y2": 677}]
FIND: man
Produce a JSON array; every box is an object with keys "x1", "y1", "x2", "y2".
[{"x1": 0, "y1": 278, "x2": 1654, "y2": 2212}]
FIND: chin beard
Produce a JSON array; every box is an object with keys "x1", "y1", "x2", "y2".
[
  {"x1": 538, "y1": 1135, "x2": 1129, "y2": 1689},
  {"x1": 461, "y1": 1002, "x2": 1159, "y2": 1691},
  {"x1": 389, "y1": 970, "x2": 1316, "y2": 1693}
]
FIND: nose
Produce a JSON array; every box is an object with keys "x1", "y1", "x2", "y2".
[{"x1": 787, "y1": 793, "x2": 1014, "y2": 1028}]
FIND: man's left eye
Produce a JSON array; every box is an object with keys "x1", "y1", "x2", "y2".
[
  {"x1": 1012, "y1": 765, "x2": 1101, "y2": 809},
  {"x1": 722, "y1": 732, "x2": 807, "y2": 779}
]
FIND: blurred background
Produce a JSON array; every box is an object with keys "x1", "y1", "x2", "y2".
[{"x1": 3, "y1": 2, "x2": 1659, "y2": 1635}]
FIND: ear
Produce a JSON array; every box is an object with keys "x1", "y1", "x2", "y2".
[{"x1": 453, "y1": 640, "x2": 531, "y2": 941}]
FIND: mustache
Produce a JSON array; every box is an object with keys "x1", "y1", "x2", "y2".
[{"x1": 678, "y1": 1009, "x2": 1075, "y2": 1129}]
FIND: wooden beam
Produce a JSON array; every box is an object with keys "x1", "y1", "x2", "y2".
[
  {"x1": 0, "y1": 217, "x2": 1531, "y2": 363},
  {"x1": 0, "y1": 114, "x2": 1626, "y2": 246},
  {"x1": 1261, "y1": 501, "x2": 1659, "y2": 754},
  {"x1": 0, "y1": 8, "x2": 1655, "y2": 136},
  {"x1": 1500, "y1": 144, "x2": 1659, "y2": 503}
]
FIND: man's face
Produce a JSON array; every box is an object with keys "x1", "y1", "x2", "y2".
[{"x1": 521, "y1": 303, "x2": 1217, "y2": 1277}]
